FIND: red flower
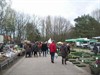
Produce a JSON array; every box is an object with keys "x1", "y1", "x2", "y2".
[{"x1": 96, "y1": 59, "x2": 100, "y2": 64}]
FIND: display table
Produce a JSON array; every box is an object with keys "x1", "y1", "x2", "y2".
[
  {"x1": 0, "y1": 54, "x2": 18, "y2": 71},
  {"x1": 0, "y1": 48, "x2": 25, "y2": 71},
  {"x1": 0, "y1": 58, "x2": 9, "y2": 70}
]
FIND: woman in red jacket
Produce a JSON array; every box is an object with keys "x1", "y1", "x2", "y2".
[{"x1": 49, "y1": 40, "x2": 56, "y2": 63}]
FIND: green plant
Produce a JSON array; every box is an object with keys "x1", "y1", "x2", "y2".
[
  {"x1": 70, "y1": 50, "x2": 76, "y2": 52},
  {"x1": 82, "y1": 52, "x2": 91, "y2": 58},
  {"x1": 72, "y1": 62, "x2": 80, "y2": 64},
  {"x1": 72, "y1": 56, "x2": 80, "y2": 59},
  {"x1": 84, "y1": 60, "x2": 92, "y2": 64},
  {"x1": 69, "y1": 59, "x2": 76, "y2": 62},
  {"x1": 76, "y1": 64, "x2": 86, "y2": 67},
  {"x1": 71, "y1": 52, "x2": 83, "y2": 57},
  {"x1": 89, "y1": 63, "x2": 100, "y2": 75}
]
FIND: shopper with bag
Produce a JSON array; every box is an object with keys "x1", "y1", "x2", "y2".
[
  {"x1": 55, "y1": 52, "x2": 58, "y2": 58},
  {"x1": 49, "y1": 40, "x2": 56, "y2": 63},
  {"x1": 60, "y1": 42, "x2": 68, "y2": 65}
]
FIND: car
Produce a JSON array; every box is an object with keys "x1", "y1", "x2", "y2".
[
  {"x1": 88, "y1": 42, "x2": 95, "y2": 50},
  {"x1": 81, "y1": 43, "x2": 88, "y2": 48},
  {"x1": 88, "y1": 42, "x2": 100, "y2": 52},
  {"x1": 96, "y1": 42, "x2": 100, "y2": 53}
]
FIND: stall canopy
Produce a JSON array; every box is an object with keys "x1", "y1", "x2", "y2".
[
  {"x1": 89, "y1": 39, "x2": 97, "y2": 42},
  {"x1": 65, "y1": 38, "x2": 97, "y2": 43},
  {"x1": 65, "y1": 39, "x2": 76, "y2": 42},
  {"x1": 66, "y1": 38, "x2": 90, "y2": 42},
  {"x1": 76, "y1": 38, "x2": 89, "y2": 42}
]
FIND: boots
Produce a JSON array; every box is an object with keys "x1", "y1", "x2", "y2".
[{"x1": 62, "y1": 58, "x2": 67, "y2": 65}]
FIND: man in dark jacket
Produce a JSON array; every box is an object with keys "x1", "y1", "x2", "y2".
[
  {"x1": 60, "y1": 42, "x2": 68, "y2": 65},
  {"x1": 41, "y1": 42, "x2": 48, "y2": 57},
  {"x1": 0, "y1": 43, "x2": 4, "y2": 52},
  {"x1": 93, "y1": 44, "x2": 98, "y2": 55},
  {"x1": 33, "y1": 42, "x2": 39, "y2": 57},
  {"x1": 24, "y1": 43, "x2": 32, "y2": 57}
]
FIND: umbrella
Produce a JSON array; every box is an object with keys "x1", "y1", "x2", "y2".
[
  {"x1": 57, "y1": 42, "x2": 63, "y2": 44},
  {"x1": 23, "y1": 40, "x2": 30, "y2": 44}
]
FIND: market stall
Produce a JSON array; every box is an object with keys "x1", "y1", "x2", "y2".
[{"x1": 0, "y1": 44, "x2": 25, "y2": 71}]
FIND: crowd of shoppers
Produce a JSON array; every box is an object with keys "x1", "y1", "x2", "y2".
[{"x1": 23, "y1": 40, "x2": 70, "y2": 65}]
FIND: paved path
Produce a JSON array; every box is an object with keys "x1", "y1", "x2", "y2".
[{"x1": 3, "y1": 54, "x2": 91, "y2": 75}]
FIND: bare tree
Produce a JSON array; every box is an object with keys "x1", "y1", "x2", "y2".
[
  {"x1": 0, "y1": 0, "x2": 10, "y2": 34},
  {"x1": 45, "y1": 16, "x2": 52, "y2": 40},
  {"x1": 3, "y1": 7, "x2": 16, "y2": 37},
  {"x1": 40, "y1": 16, "x2": 73, "y2": 41},
  {"x1": 52, "y1": 16, "x2": 72, "y2": 41},
  {"x1": 40, "y1": 19, "x2": 45, "y2": 40},
  {"x1": 92, "y1": 9, "x2": 100, "y2": 23},
  {"x1": 25, "y1": 22, "x2": 40, "y2": 41},
  {"x1": 15, "y1": 12, "x2": 29, "y2": 42},
  {"x1": 24, "y1": 15, "x2": 41, "y2": 41}
]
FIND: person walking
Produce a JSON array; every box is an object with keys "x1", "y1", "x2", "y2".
[
  {"x1": 93, "y1": 43, "x2": 98, "y2": 55},
  {"x1": 67, "y1": 43, "x2": 71, "y2": 54},
  {"x1": 33, "y1": 42, "x2": 39, "y2": 57},
  {"x1": 49, "y1": 40, "x2": 56, "y2": 63},
  {"x1": 41, "y1": 42, "x2": 48, "y2": 57},
  {"x1": 60, "y1": 42, "x2": 68, "y2": 65},
  {"x1": 31, "y1": 42, "x2": 35, "y2": 55},
  {"x1": 38, "y1": 42, "x2": 42, "y2": 57},
  {"x1": 24, "y1": 43, "x2": 32, "y2": 57}
]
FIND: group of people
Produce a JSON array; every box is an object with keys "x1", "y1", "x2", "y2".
[
  {"x1": 24, "y1": 40, "x2": 70, "y2": 65},
  {"x1": 24, "y1": 41, "x2": 48, "y2": 58}
]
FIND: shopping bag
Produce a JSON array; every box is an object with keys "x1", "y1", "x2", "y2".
[{"x1": 55, "y1": 53, "x2": 58, "y2": 58}]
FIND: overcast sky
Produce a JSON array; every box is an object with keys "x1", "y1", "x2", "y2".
[{"x1": 11, "y1": 0, "x2": 100, "y2": 25}]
